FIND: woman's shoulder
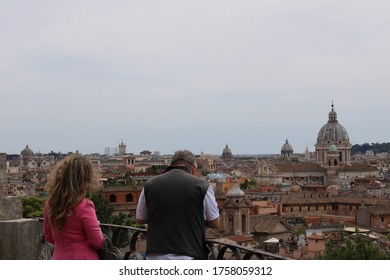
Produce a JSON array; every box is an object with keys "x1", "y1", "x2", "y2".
[{"x1": 75, "y1": 198, "x2": 95, "y2": 211}]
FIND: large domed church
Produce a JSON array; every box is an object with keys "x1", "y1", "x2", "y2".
[
  {"x1": 315, "y1": 103, "x2": 352, "y2": 166},
  {"x1": 254, "y1": 103, "x2": 377, "y2": 187}
]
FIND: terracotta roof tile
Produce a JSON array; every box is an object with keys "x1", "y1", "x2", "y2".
[
  {"x1": 250, "y1": 215, "x2": 292, "y2": 232},
  {"x1": 366, "y1": 205, "x2": 390, "y2": 215},
  {"x1": 273, "y1": 163, "x2": 326, "y2": 172}
]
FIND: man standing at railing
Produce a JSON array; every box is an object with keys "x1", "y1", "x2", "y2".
[{"x1": 136, "y1": 149, "x2": 220, "y2": 260}]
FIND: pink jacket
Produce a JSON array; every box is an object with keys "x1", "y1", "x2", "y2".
[{"x1": 44, "y1": 198, "x2": 104, "y2": 260}]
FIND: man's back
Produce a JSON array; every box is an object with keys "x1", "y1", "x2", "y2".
[{"x1": 143, "y1": 168, "x2": 209, "y2": 259}]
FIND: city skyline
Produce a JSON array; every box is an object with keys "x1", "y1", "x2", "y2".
[{"x1": 1, "y1": 1, "x2": 390, "y2": 155}]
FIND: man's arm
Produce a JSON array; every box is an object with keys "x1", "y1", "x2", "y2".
[
  {"x1": 136, "y1": 189, "x2": 148, "y2": 225},
  {"x1": 204, "y1": 186, "x2": 220, "y2": 230},
  {"x1": 206, "y1": 217, "x2": 220, "y2": 230}
]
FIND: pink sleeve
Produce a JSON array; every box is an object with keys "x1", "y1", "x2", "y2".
[
  {"x1": 78, "y1": 199, "x2": 104, "y2": 249},
  {"x1": 43, "y1": 202, "x2": 55, "y2": 244}
]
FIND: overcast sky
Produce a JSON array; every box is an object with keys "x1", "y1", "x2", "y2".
[{"x1": 1, "y1": 0, "x2": 389, "y2": 155}]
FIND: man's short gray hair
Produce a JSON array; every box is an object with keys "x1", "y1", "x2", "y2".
[{"x1": 170, "y1": 150, "x2": 196, "y2": 166}]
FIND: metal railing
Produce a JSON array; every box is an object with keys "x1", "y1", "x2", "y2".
[{"x1": 39, "y1": 220, "x2": 289, "y2": 260}]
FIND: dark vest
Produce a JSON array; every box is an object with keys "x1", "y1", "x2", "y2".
[{"x1": 143, "y1": 167, "x2": 209, "y2": 259}]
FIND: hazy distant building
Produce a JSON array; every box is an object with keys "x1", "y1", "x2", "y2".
[
  {"x1": 140, "y1": 150, "x2": 152, "y2": 157},
  {"x1": 104, "y1": 147, "x2": 118, "y2": 156},
  {"x1": 281, "y1": 139, "x2": 294, "y2": 159},
  {"x1": 221, "y1": 144, "x2": 233, "y2": 160},
  {"x1": 18, "y1": 145, "x2": 55, "y2": 170},
  {"x1": 118, "y1": 140, "x2": 126, "y2": 155},
  {"x1": 20, "y1": 145, "x2": 34, "y2": 167},
  {"x1": 305, "y1": 145, "x2": 311, "y2": 162}
]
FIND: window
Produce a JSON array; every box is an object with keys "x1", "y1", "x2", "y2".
[
  {"x1": 109, "y1": 194, "x2": 117, "y2": 203},
  {"x1": 229, "y1": 215, "x2": 234, "y2": 233},
  {"x1": 126, "y1": 194, "x2": 133, "y2": 202},
  {"x1": 242, "y1": 215, "x2": 246, "y2": 233}
]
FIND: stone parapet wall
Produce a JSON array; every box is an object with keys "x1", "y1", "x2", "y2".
[
  {"x1": 0, "y1": 195, "x2": 42, "y2": 259},
  {"x1": 0, "y1": 218, "x2": 42, "y2": 259}
]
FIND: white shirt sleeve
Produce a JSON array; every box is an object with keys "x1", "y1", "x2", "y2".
[
  {"x1": 136, "y1": 188, "x2": 148, "y2": 221},
  {"x1": 203, "y1": 186, "x2": 219, "y2": 221}
]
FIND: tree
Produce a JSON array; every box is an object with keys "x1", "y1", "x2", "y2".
[
  {"x1": 110, "y1": 212, "x2": 135, "y2": 226},
  {"x1": 146, "y1": 165, "x2": 167, "y2": 174},
  {"x1": 89, "y1": 191, "x2": 114, "y2": 223},
  {"x1": 89, "y1": 191, "x2": 136, "y2": 226},
  {"x1": 351, "y1": 142, "x2": 390, "y2": 155},
  {"x1": 22, "y1": 196, "x2": 46, "y2": 218},
  {"x1": 318, "y1": 235, "x2": 390, "y2": 260},
  {"x1": 240, "y1": 179, "x2": 256, "y2": 190}
]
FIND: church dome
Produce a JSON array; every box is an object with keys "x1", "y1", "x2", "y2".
[
  {"x1": 222, "y1": 144, "x2": 233, "y2": 159},
  {"x1": 317, "y1": 104, "x2": 349, "y2": 144},
  {"x1": 21, "y1": 145, "x2": 34, "y2": 158},
  {"x1": 281, "y1": 139, "x2": 294, "y2": 154}
]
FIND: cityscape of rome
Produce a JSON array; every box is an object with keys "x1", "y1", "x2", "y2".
[
  {"x1": 1, "y1": 104, "x2": 390, "y2": 260},
  {"x1": 2, "y1": 3, "x2": 390, "y2": 275}
]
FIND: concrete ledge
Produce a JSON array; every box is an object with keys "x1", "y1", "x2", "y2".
[
  {"x1": 0, "y1": 218, "x2": 42, "y2": 260},
  {"x1": 0, "y1": 196, "x2": 23, "y2": 220}
]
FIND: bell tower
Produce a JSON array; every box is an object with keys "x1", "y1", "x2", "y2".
[
  {"x1": 118, "y1": 140, "x2": 126, "y2": 155},
  {"x1": 220, "y1": 181, "x2": 251, "y2": 235}
]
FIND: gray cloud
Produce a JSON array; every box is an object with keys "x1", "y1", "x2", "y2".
[{"x1": 1, "y1": 0, "x2": 390, "y2": 155}]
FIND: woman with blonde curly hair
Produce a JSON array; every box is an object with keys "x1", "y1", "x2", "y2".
[{"x1": 43, "y1": 154, "x2": 104, "y2": 259}]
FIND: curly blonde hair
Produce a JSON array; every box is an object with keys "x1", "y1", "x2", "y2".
[{"x1": 45, "y1": 154, "x2": 99, "y2": 231}]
